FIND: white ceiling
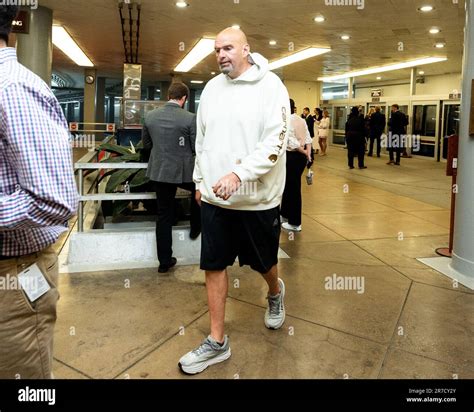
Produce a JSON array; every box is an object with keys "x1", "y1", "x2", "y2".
[{"x1": 25, "y1": 0, "x2": 466, "y2": 87}]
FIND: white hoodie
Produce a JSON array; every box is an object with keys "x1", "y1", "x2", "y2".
[{"x1": 193, "y1": 53, "x2": 290, "y2": 211}]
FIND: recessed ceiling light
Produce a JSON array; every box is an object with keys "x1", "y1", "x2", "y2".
[
  {"x1": 419, "y1": 71, "x2": 425, "y2": 75},
  {"x1": 317, "y1": 57, "x2": 447, "y2": 81},
  {"x1": 156, "y1": 89, "x2": 161, "y2": 92},
  {"x1": 341, "y1": 35, "x2": 351, "y2": 40},
  {"x1": 176, "y1": 1, "x2": 188, "y2": 8},
  {"x1": 435, "y1": 42, "x2": 445, "y2": 48},
  {"x1": 231, "y1": 24, "x2": 240, "y2": 29},
  {"x1": 314, "y1": 15, "x2": 325, "y2": 23},
  {"x1": 269, "y1": 40, "x2": 277, "y2": 46},
  {"x1": 429, "y1": 28, "x2": 441, "y2": 34},
  {"x1": 376, "y1": 76, "x2": 382, "y2": 80},
  {"x1": 211, "y1": 71, "x2": 216, "y2": 75},
  {"x1": 191, "y1": 80, "x2": 204, "y2": 84},
  {"x1": 419, "y1": 5, "x2": 434, "y2": 12}
]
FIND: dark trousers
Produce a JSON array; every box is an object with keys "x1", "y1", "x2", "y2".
[
  {"x1": 281, "y1": 151, "x2": 307, "y2": 226},
  {"x1": 155, "y1": 181, "x2": 201, "y2": 266},
  {"x1": 368, "y1": 134, "x2": 382, "y2": 156},
  {"x1": 347, "y1": 140, "x2": 365, "y2": 168},
  {"x1": 389, "y1": 148, "x2": 401, "y2": 164}
]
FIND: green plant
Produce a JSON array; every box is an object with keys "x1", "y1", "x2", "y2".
[{"x1": 96, "y1": 141, "x2": 150, "y2": 217}]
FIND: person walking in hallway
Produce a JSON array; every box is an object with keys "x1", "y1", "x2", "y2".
[
  {"x1": 387, "y1": 104, "x2": 408, "y2": 166},
  {"x1": 281, "y1": 99, "x2": 312, "y2": 232},
  {"x1": 368, "y1": 106, "x2": 386, "y2": 157},
  {"x1": 142, "y1": 82, "x2": 201, "y2": 273},
  {"x1": 0, "y1": 5, "x2": 78, "y2": 379},
  {"x1": 318, "y1": 110, "x2": 330, "y2": 156},
  {"x1": 345, "y1": 106, "x2": 367, "y2": 169},
  {"x1": 178, "y1": 27, "x2": 290, "y2": 375}
]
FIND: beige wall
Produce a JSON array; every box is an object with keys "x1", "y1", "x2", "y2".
[{"x1": 284, "y1": 80, "x2": 322, "y2": 114}]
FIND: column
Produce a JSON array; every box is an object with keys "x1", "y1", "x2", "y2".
[
  {"x1": 83, "y1": 68, "x2": 96, "y2": 126},
  {"x1": 107, "y1": 96, "x2": 115, "y2": 124},
  {"x1": 95, "y1": 77, "x2": 106, "y2": 123},
  {"x1": 451, "y1": 0, "x2": 474, "y2": 289},
  {"x1": 188, "y1": 88, "x2": 196, "y2": 113},
  {"x1": 147, "y1": 86, "x2": 155, "y2": 101},
  {"x1": 16, "y1": 6, "x2": 53, "y2": 85},
  {"x1": 160, "y1": 81, "x2": 170, "y2": 101}
]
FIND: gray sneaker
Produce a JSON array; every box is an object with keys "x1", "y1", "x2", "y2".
[
  {"x1": 264, "y1": 278, "x2": 286, "y2": 329},
  {"x1": 178, "y1": 335, "x2": 231, "y2": 375}
]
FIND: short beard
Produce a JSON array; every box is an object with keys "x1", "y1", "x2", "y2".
[{"x1": 219, "y1": 64, "x2": 233, "y2": 75}]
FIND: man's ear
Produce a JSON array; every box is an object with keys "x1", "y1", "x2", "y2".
[{"x1": 242, "y1": 44, "x2": 250, "y2": 57}]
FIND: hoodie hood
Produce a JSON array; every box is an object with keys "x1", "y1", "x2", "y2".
[{"x1": 228, "y1": 52, "x2": 269, "y2": 83}]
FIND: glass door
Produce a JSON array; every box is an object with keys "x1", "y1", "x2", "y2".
[
  {"x1": 411, "y1": 102, "x2": 440, "y2": 159},
  {"x1": 332, "y1": 105, "x2": 348, "y2": 145},
  {"x1": 440, "y1": 102, "x2": 461, "y2": 162}
]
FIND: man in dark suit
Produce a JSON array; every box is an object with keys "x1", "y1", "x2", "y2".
[
  {"x1": 368, "y1": 106, "x2": 386, "y2": 157},
  {"x1": 387, "y1": 104, "x2": 408, "y2": 165},
  {"x1": 142, "y1": 82, "x2": 201, "y2": 273}
]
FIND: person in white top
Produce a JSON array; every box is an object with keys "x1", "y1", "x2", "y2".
[
  {"x1": 318, "y1": 110, "x2": 331, "y2": 156},
  {"x1": 280, "y1": 99, "x2": 312, "y2": 232},
  {"x1": 178, "y1": 27, "x2": 290, "y2": 375}
]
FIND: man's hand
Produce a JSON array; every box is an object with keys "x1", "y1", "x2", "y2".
[
  {"x1": 212, "y1": 173, "x2": 241, "y2": 201},
  {"x1": 195, "y1": 189, "x2": 202, "y2": 206}
]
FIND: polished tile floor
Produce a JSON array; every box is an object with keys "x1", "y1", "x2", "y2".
[{"x1": 53, "y1": 147, "x2": 473, "y2": 379}]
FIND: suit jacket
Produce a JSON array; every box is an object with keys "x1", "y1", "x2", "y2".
[{"x1": 142, "y1": 102, "x2": 197, "y2": 184}]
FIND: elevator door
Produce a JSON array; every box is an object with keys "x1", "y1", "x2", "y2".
[
  {"x1": 412, "y1": 103, "x2": 439, "y2": 158},
  {"x1": 440, "y1": 102, "x2": 461, "y2": 161}
]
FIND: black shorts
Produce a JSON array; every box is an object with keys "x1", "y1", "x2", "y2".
[{"x1": 200, "y1": 201, "x2": 281, "y2": 274}]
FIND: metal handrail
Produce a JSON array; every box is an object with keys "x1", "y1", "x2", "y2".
[{"x1": 74, "y1": 139, "x2": 191, "y2": 232}]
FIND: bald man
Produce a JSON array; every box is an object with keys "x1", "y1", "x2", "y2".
[{"x1": 178, "y1": 28, "x2": 290, "y2": 374}]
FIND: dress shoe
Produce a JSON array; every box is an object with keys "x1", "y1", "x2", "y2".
[
  {"x1": 359, "y1": 166, "x2": 367, "y2": 169},
  {"x1": 158, "y1": 257, "x2": 177, "y2": 273},
  {"x1": 190, "y1": 228, "x2": 201, "y2": 240}
]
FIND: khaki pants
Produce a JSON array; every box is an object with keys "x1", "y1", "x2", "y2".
[{"x1": 0, "y1": 246, "x2": 59, "y2": 379}]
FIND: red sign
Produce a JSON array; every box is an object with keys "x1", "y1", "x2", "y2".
[
  {"x1": 107, "y1": 123, "x2": 115, "y2": 132},
  {"x1": 69, "y1": 122, "x2": 78, "y2": 131}
]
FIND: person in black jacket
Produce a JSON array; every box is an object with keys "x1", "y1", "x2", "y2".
[
  {"x1": 302, "y1": 107, "x2": 315, "y2": 138},
  {"x1": 345, "y1": 106, "x2": 367, "y2": 169},
  {"x1": 387, "y1": 104, "x2": 408, "y2": 165},
  {"x1": 368, "y1": 106, "x2": 386, "y2": 157}
]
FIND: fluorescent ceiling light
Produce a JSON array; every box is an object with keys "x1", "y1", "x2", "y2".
[
  {"x1": 268, "y1": 47, "x2": 331, "y2": 71},
  {"x1": 191, "y1": 80, "x2": 204, "y2": 84},
  {"x1": 269, "y1": 40, "x2": 277, "y2": 46},
  {"x1": 317, "y1": 57, "x2": 447, "y2": 81},
  {"x1": 52, "y1": 26, "x2": 94, "y2": 67},
  {"x1": 419, "y1": 71, "x2": 425, "y2": 75},
  {"x1": 174, "y1": 38, "x2": 215, "y2": 72},
  {"x1": 211, "y1": 71, "x2": 216, "y2": 75},
  {"x1": 176, "y1": 1, "x2": 188, "y2": 8},
  {"x1": 341, "y1": 35, "x2": 351, "y2": 40},
  {"x1": 429, "y1": 28, "x2": 441, "y2": 34},
  {"x1": 314, "y1": 15, "x2": 325, "y2": 23}
]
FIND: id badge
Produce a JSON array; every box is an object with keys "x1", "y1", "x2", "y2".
[{"x1": 17, "y1": 263, "x2": 51, "y2": 302}]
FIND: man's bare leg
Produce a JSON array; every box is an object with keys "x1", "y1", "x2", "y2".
[
  {"x1": 206, "y1": 269, "x2": 228, "y2": 343},
  {"x1": 262, "y1": 264, "x2": 280, "y2": 296}
]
